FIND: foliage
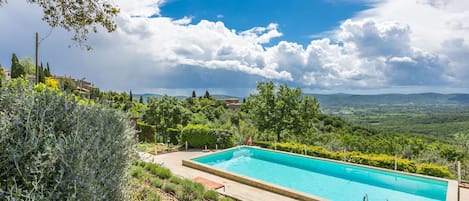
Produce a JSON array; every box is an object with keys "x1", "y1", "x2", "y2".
[
  {"x1": 45, "y1": 77, "x2": 59, "y2": 89},
  {"x1": 60, "y1": 77, "x2": 77, "y2": 92},
  {"x1": 255, "y1": 141, "x2": 452, "y2": 178},
  {"x1": 244, "y1": 81, "x2": 319, "y2": 142},
  {"x1": 169, "y1": 176, "x2": 184, "y2": 185},
  {"x1": 0, "y1": 64, "x2": 4, "y2": 87},
  {"x1": 136, "y1": 161, "x2": 172, "y2": 179},
  {"x1": 137, "y1": 122, "x2": 156, "y2": 142},
  {"x1": 10, "y1": 53, "x2": 25, "y2": 78},
  {"x1": 180, "y1": 124, "x2": 233, "y2": 148},
  {"x1": 0, "y1": 79, "x2": 136, "y2": 200},
  {"x1": 176, "y1": 179, "x2": 205, "y2": 201},
  {"x1": 167, "y1": 128, "x2": 180, "y2": 145},
  {"x1": 0, "y1": 0, "x2": 119, "y2": 49},
  {"x1": 143, "y1": 95, "x2": 191, "y2": 142},
  {"x1": 162, "y1": 183, "x2": 176, "y2": 194},
  {"x1": 204, "y1": 190, "x2": 219, "y2": 201},
  {"x1": 19, "y1": 56, "x2": 35, "y2": 75},
  {"x1": 181, "y1": 124, "x2": 214, "y2": 148}
]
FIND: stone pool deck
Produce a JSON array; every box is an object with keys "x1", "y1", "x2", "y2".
[{"x1": 137, "y1": 150, "x2": 469, "y2": 201}]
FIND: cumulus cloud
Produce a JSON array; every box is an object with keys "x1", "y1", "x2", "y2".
[{"x1": 2, "y1": 0, "x2": 469, "y2": 94}]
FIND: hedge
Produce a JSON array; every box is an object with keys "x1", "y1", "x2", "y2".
[
  {"x1": 0, "y1": 80, "x2": 135, "y2": 200},
  {"x1": 180, "y1": 124, "x2": 233, "y2": 149},
  {"x1": 137, "y1": 122, "x2": 156, "y2": 142},
  {"x1": 254, "y1": 141, "x2": 452, "y2": 178}
]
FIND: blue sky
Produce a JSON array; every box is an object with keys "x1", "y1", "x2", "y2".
[
  {"x1": 1, "y1": 0, "x2": 469, "y2": 96},
  {"x1": 160, "y1": 0, "x2": 370, "y2": 45}
]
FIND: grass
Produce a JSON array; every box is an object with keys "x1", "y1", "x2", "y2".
[{"x1": 204, "y1": 190, "x2": 220, "y2": 201}]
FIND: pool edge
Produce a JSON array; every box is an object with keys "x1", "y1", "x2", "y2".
[{"x1": 182, "y1": 159, "x2": 329, "y2": 201}]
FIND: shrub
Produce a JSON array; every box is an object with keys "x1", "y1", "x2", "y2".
[
  {"x1": 176, "y1": 179, "x2": 205, "y2": 201},
  {"x1": 162, "y1": 183, "x2": 176, "y2": 194},
  {"x1": 169, "y1": 176, "x2": 184, "y2": 185},
  {"x1": 254, "y1": 141, "x2": 452, "y2": 178},
  {"x1": 219, "y1": 197, "x2": 235, "y2": 201},
  {"x1": 130, "y1": 166, "x2": 145, "y2": 178},
  {"x1": 140, "y1": 162, "x2": 172, "y2": 179},
  {"x1": 181, "y1": 124, "x2": 215, "y2": 148},
  {"x1": 0, "y1": 79, "x2": 136, "y2": 200},
  {"x1": 181, "y1": 124, "x2": 233, "y2": 148},
  {"x1": 137, "y1": 122, "x2": 156, "y2": 142},
  {"x1": 416, "y1": 163, "x2": 452, "y2": 178},
  {"x1": 147, "y1": 191, "x2": 161, "y2": 201},
  {"x1": 203, "y1": 190, "x2": 219, "y2": 201},
  {"x1": 166, "y1": 128, "x2": 180, "y2": 145},
  {"x1": 150, "y1": 178, "x2": 164, "y2": 188}
]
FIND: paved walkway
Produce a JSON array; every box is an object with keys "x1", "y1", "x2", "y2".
[
  {"x1": 137, "y1": 150, "x2": 469, "y2": 201},
  {"x1": 137, "y1": 150, "x2": 297, "y2": 201},
  {"x1": 461, "y1": 187, "x2": 469, "y2": 201}
]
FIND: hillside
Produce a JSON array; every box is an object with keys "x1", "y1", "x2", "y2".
[{"x1": 307, "y1": 93, "x2": 469, "y2": 109}]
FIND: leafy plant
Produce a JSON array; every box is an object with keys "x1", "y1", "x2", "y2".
[
  {"x1": 0, "y1": 79, "x2": 136, "y2": 200},
  {"x1": 162, "y1": 183, "x2": 176, "y2": 194},
  {"x1": 204, "y1": 190, "x2": 219, "y2": 201}
]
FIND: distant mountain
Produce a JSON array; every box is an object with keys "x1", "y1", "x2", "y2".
[
  {"x1": 211, "y1": 94, "x2": 243, "y2": 100},
  {"x1": 305, "y1": 93, "x2": 469, "y2": 108}
]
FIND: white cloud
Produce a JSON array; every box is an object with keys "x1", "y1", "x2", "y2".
[{"x1": 2, "y1": 0, "x2": 469, "y2": 94}]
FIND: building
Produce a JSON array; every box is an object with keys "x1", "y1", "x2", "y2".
[
  {"x1": 222, "y1": 98, "x2": 242, "y2": 109},
  {"x1": 4, "y1": 70, "x2": 11, "y2": 80}
]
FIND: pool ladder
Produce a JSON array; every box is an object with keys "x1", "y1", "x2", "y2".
[{"x1": 363, "y1": 194, "x2": 389, "y2": 201}]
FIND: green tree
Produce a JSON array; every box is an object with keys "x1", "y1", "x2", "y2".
[
  {"x1": 129, "y1": 90, "x2": 133, "y2": 102},
  {"x1": 19, "y1": 56, "x2": 35, "y2": 75},
  {"x1": 143, "y1": 95, "x2": 191, "y2": 142},
  {"x1": 60, "y1": 77, "x2": 76, "y2": 93},
  {"x1": 192, "y1": 90, "x2": 197, "y2": 98},
  {"x1": 0, "y1": 0, "x2": 119, "y2": 49},
  {"x1": 38, "y1": 63, "x2": 45, "y2": 83},
  {"x1": 204, "y1": 90, "x2": 211, "y2": 99},
  {"x1": 139, "y1": 96, "x2": 144, "y2": 104},
  {"x1": 10, "y1": 53, "x2": 25, "y2": 78},
  {"x1": 45, "y1": 62, "x2": 52, "y2": 77},
  {"x1": 244, "y1": 82, "x2": 320, "y2": 142}
]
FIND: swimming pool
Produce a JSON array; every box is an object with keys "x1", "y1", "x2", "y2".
[{"x1": 185, "y1": 146, "x2": 454, "y2": 201}]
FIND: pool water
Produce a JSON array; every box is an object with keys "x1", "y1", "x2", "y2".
[{"x1": 193, "y1": 147, "x2": 448, "y2": 201}]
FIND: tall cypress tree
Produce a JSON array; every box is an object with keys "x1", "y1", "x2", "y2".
[
  {"x1": 38, "y1": 63, "x2": 45, "y2": 83},
  {"x1": 45, "y1": 62, "x2": 52, "y2": 77},
  {"x1": 204, "y1": 90, "x2": 210, "y2": 99},
  {"x1": 129, "y1": 90, "x2": 133, "y2": 102},
  {"x1": 139, "y1": 96, "x2": 144, "y2": 104},
  {"x1": 191, "y1": 90, "x2": 196, "y2": 98},
  {"x1": 10, "y1": 53, "x2": 25, "y2": 78}
]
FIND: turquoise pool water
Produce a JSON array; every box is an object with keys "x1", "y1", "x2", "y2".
[{"x1": 193, "y1": 147, "x2": 448, "y2": 201}]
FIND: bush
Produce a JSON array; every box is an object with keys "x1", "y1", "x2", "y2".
[
  {"x1": 416, "y1": 163, "x2": 452, "y2": 178},
  {"x1": 181, "y1": 124, "x2": 233, "y2": 148},
  {"x1": 169, "y1": 176, "x2": 184, "y2": 185},
  {"x1": 255, "y1": 141, "x2": 452, "y2": 178},
  {"x1": 219, "y1": 197, "x2": 235, "y2": 201},
  {"x1": 137, "y1": 122, "x2": 156, "y2": 142},
  {"x1": 176, "y1": 179, "x2": 205, "y2": 201},
  {"x1": 203, "y1": 190, "x2": 219, "y2": 201},
  {"x1": 162, "y1": 183, "x2": 176, "y2": 194},
  {"x1": 150, "y1": 178, "x2": 164, "y2": 188},
  {"x1": 0, "y1": 79, "x2": 136, "y2": 200},
  {"x1": 166, "y1": 128, "x2": 180, "y2": 145},
  {"x1": 140, "y1": 162, "x2": 172, "y2": 179}
]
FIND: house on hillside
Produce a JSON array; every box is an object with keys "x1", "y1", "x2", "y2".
[
  {"x1": 222, "y1": 98, "x2": 242, "y2": 109},
  {"x1": 4, "y1": 70, "x2": 11, "y2": 80}
]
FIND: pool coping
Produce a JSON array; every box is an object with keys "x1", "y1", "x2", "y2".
[{"x1": 183, "y1": 146, "x2": 458, "y2": 201}]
